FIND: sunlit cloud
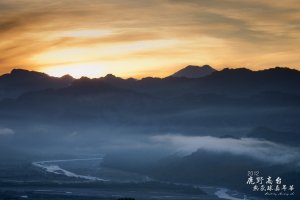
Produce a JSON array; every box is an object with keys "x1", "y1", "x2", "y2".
[
  {"x1": 0, "y1": 0, "x2": 300, "y2": 77},
  {"x1": 33, "y1": 39, "x2": 180, "y2": 78},
  {"x1": 61, "y1": 30, "x2": 114, "y2": 38},
  {"x1": 43, "y1": 63, "x2": 107, "y2": 78}
]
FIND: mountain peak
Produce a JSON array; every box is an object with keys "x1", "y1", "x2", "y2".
[
  {"x1": 10, "y1": 68, "x2": 47, "y2": 77},
  {"x1": 172, "y1": 65, "x2": 216, "y2": 78},
  {"x1": 105, "y1": 74, "x2": 117, "y2": 79},
  {"x1": 11, "y1": 68, "x2": 28, "y2": 74},
  {"x1": 61, "y1": 74, "x2": 74, "y2": 79}
]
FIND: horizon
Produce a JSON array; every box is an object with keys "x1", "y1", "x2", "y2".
[
  {"x1": 2, "y1": 65, "x2": 298, "y2": 79},
  {"x1": 1, "y1": 0, "x2": 300, "y2": 79}
]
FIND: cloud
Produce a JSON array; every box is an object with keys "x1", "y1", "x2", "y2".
[
  {"x1": 0, "y1": 0, "x2": 300, "y2": 77},
  {"x1": 0, "y1": 128, "x2": 15, "y2": 135},
  {"x1": 152, "y1": 135, "x2": 300, "y2": 165}
]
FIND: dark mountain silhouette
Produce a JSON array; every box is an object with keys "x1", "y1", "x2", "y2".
[
  {"x1": 102, "y1": 74, "x2": 137, "y2": 84},
  {"x1": 1, "y1": 80, "x2": 300, "y2": 136},
  {"x1": 0, "y1": 66, "x2": 300, "y2": 138},
  {"x1": 0, "y1": 69, "x2": 74, "y2": 100},
  {"x1": 61, "y1": 76, "x2": 123, "y2": 95},
  {"x1": 194, "y1": 67, "x2": 300, "y2": 96},
  {"x1": 1, "y1": 67, "x2": 300, "y2": 113},
  {"x1": 9, "y1": 66, "x2": 296, "y2": 100},
  {"x1": 0, "y1": 77, "x2": 154, "y2": 123},
  {"x1": 98, "y1": 67, "x2": 300, "y2": 97},
  {"x1": 172, "y1": 65, "x2": 216, "y2": 78},
  {"x1": 18, "y1": 76, "x2": 150, "y2": 99},
  {"x1": 246, "y1": 90, "x2": 300, "y2": 106},
  {"x1": 246, "y1": 126, "x2": 300, "y2": 147},
  {"x1": 4, "y1": 84, "x2": 300, "y2": 114}
]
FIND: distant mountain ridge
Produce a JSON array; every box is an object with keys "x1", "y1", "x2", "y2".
[
  {"x1": 1, "y1": 76, "x2": 153, "y2": 121},
  {"x1": 1, "y1": 66, "x2": 300, "y2": 101},
  {"x1": 1, "y1": 66, "x2": 300, "y2": 151},
  {"x1": 98, "y1": 67, "x2": 300, "y2": 97},
  {"x1": 1, "y1": 78, "x2": 299, "y2": 131},
  {"x1": 172, "y1": 65, "x2": 216, "y2": 78}
]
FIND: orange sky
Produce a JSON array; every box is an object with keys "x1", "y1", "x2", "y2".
[{"x1": 0, "y1": 0, "x2": 300, "y2": 78}]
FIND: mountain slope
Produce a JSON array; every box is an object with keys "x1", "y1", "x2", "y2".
[
  {"x1": 172, "y1": 65, "x2": 216, "y2": 78},
  {"x1": 0, "y1": 69, "x2": 74, "y2": 100},
  {"x1": 0, "y1": 77, "x2": 154, "y2": 122}
]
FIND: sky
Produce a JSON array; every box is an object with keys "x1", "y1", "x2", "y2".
[{"x1": 0, "y1": 0, "x2": 300, "y2": 79}]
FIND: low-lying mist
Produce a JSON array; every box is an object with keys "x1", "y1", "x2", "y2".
[{"x1": 152, "y1": 135, "x2": 300, "y2": 165}]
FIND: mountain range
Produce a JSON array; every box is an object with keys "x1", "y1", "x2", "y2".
[
  {"x1": 0, "y1": 69, "x2": 74, "y2": 100},
  {"x1": 2, "y1": 66, "x2": 300, "y2": 101},
  {"x1": 0, "y1": 65, "x2": 299, "y2": 148},
  {"x1": 100, "y1": 67, "x2": 300, "y2": 97}
]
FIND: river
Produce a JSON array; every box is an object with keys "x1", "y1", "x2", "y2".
[
  {"x1": 32, "y1": 158, "x2": 107, "y2": 181},
  {"x1": 32, "y1": 157, "x2": 260, "y2": 200}
]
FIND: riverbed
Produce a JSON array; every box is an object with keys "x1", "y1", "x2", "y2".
[
  {"x1": 31, "y1": 157, "x2": 264, "y2": 200},
  {"x1": 32, "y1": 158, "x2": 107, "y2": 181}
]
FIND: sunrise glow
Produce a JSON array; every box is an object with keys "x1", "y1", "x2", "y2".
[
  {"x1": 43, "y1": 63, "x2": 107, "y2": 79},
  {"x1": 1, "y1": 0, "x2": 300, "y2": 78}
]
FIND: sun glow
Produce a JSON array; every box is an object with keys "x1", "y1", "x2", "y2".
[
  {"x1": 35, "y1": 39, "x2": 182, "y2": 78},
  {"x1": 43, "y1": 63, "x2": 107, "y2": 78},
  {"x1": 1, "y1": 0, "x2": 300, "y2": 77}
]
